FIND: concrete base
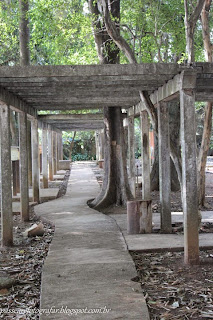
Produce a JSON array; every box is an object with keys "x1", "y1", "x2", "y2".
[
  {"x1": 12, "y1": 202, "x2": 37, "y2": 215},
  {"x1": 35, "y1": 163, "x2": 149, "y2": 320},
  {"x1": 12, "y1": 188, "x2": 59, "y2": 203},
  {"x1": 111, "y1": 212, "x2": 213, "y2": 252},
  {"x1": 59, "y1": 160, "x2": 71, "y2": 170}
]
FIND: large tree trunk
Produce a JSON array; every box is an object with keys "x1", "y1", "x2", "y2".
[
  {"x1": 198, "y1": 0, "x2": 212, "y2": 206},
  {"x1": 19, "y1": 0, "x2": 30, "y2": 66},
  {"x1": 90, "y1": 107, "x2": 133, "y2": 210},
  {"x1": 184, "y1": 0, "x2": 206, "y2": 63},
  {"x1": 89, "y1": 0, "x2": 133, "y2": 210}
]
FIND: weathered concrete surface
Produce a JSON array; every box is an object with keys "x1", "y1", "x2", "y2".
[
  {"x1": 111, "y1": 212, "x2": 213, "y2": 252},
  {"x1": 35, "y1": 163, "x2": 149, "y2": 320},
  {"x1": 12, "y1": 188, "x2": 59, "y2": 203}
]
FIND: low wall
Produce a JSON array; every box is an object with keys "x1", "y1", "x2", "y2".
[{"x1": 59, "y1": 160, "x2": 71, "y2": 170}]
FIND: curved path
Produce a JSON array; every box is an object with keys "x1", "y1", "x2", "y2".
[{"x1": 35, "y1": 162, "x2": 149, "y2": 320}]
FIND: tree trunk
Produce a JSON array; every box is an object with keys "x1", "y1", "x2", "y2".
[
  {"x1": 19, "y1": 0, "x2": 30, "y2": 66},
  {"x1": 90, "y1": 107, "x2": 133, "y2": 210},
  {"x1": 198, "y1": 0, "x2": 212, "y2": 206},
  {"x1": 89, "y1": 0, "x2": 133, "y2": 210},
  {"x1": 184, "y1": 0, "x2": 206, "y2": 63},
  {"x1": 10, "y1": 111, "x2": 19, "y2": 146}
]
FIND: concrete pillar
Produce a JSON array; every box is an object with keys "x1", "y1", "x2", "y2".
[
  {"x1": 95, "y1": 131, "x2": 100, "y2": 161},
  {"x1": 42, "y1": 122, "x2": 48, "y2": 188},
  {"x1": 27, "y1": 120, "x2": 32, "y2": 186},
  {"x1": 18, "y1": 112, "x2": 29, "y2": 221},
  {"x1": 60, "y1": 132, "x2": 63, "y2": 160},
  {"x1": 12, "y1": 160, "x2": 20, "y2": 196},
  {"x1": 140, "y1": 110, "x2": 151, "y2": 200},
  {"x1": 31, "y1": 118, "x2": 40, "y2": 203},
  {"x1": 180, "y1": 85, "x2": 199, "y2": 265},
  {"x1": 128, "y1": 116, "x2": 136, "y2": 198},
  {"x1": 0, "y1": 104, "x2": 13, "y2": 246},
  {"x1": 52, "y1": 131, "x2": 57, "y2": 175},
  {"x1": 48, "y1": 125, "x2": 53, "y2": 181},
  {"x1": 158, "y1": 102, "x2": 172, "y2": 233},
  {"x1": 99, "y1": 130, "x2": 105, "y2": 160}
]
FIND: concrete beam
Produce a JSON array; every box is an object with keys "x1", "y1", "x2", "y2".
[
  {"x1": 38, "y1": 113, "x2": 103, "y2": 122},
  {"x1": 0, "y1": 86, "x2": 37, "y2": 118},
  {"x1": 0, "y1": 103, "x2": 13, "y2": 246}
]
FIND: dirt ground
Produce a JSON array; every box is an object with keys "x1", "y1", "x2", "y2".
[
  {"x1": 131, "y1": 250, "x2": 213, "y2": 320},
  {"x1": 0, "y1": 171, "x2": 70, "y2": 319}
]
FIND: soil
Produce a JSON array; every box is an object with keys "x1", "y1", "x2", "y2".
[
  {"x1": 0, "y1": 170, "x2": 70, "y2": 319},
  {"x1": 131, "y1": 250, "x2": 213, "y2": 320}
]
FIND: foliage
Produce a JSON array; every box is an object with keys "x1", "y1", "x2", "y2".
[{"x1": 62, "y1": 130, "x2": 96, "y2": 161}]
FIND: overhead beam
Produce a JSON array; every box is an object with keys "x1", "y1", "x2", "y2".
[
  {"x1": 0, "y1": 86, "x2": 37, "y2": 118},
  {"x1": 38, "y1": 113, "x2": 103, "y2": 121}
]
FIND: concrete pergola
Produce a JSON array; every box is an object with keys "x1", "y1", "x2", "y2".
[{"x1": 0, "y1": 62, "x2": 213, "y2": 264}]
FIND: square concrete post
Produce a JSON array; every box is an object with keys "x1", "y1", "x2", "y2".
[
  {"x1": 18, "y1": 112, "x2": 29, "y2": 221},
  {"x1": 99, "y1": 130, "x2": 105, "y2": 160},
  {"x1": 128, "y1": 116, "x2": 136, "y2": 198},
  {"x1": 60, "y1": 132, "x2": 63, "y2": 160},
  {"x1": 48, "y1": 125, "x2": 53, "y2": 181},
  {"x1": 140, "y1": 110, "x2": 151, "y2": 200},
  {"x1": 27, "y1": 120, "x2": 32, "y2": 187},
  {"x1": 95, "y1": 131, "x2": 100, "y2": 161},
  {"x1": 52, "y1": 131, "x2": 57, "y2": 175},
  {"x1": 42, "y1": 122, "x2": 48, "y2": 188},
  {"x1": 31, "y1": 118, "x2": 40, "y2": 203},
  {"x1": 158, "y1": 102, "x2": 172, "y2": 233},
  {"x1": 180, "y1": 71, "x2": 199, "y2": 265},
  {"x1": 12, "y1": 160, "x2": 20, "y2": 196},
  {"x1": 56, "y1": 132, "x2": 60, "y2": 170},
  {"x1": 0, "y1": 104, "x2": 13, "y2": 246}
]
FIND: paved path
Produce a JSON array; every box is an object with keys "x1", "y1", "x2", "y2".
[{"x1": 35, "y1": 162, "x2": 149, "y2": 320}]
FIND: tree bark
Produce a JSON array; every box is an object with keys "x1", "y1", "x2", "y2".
[
  {"x1": 184, "y1": 0, "x2": 206, "y2": 63},
  {"x1": 89, "y1": 0, "x2": 133, "y2": 210},
  {"x1": 19, "y1": 0, "x2": 30, "y2": 66},
  {"x1": 198, "y1": 0, "x2": 212, "y2": 206}
]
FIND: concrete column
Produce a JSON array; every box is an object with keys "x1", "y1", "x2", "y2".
[
  {"x1": 60, "y1": 132, "x2": 63, "y2": 160},
  {"x1": 0, "y1": 104, "x2": 13, "y2": 246},
  {"x1": 18, "y1": 112, "x2": 29, "y2": 221},
  {"x1": 128, "y1": 116, "x2": 136, "y2": 198},
  {"x1": 12, "y1": 160, "x2": 20, "y2": 196},
  {"x1": 31, "y1": 118, "x2": 40, "y2": 203},
  {"x1": 180, "y1": 86, "x2": 199, "y2": 265},
  {"x1": 42, "y1": 122, "x2": 48, "y2": 188},
  {"x1": 56, "y1": 132, "x2": 60, "y2": 170},
  {"x1": 99, "y1": 130, "x2": 105, "y2": 160},
  {"x1": 27, "y1": 120, "x2": 32, "y2": 186},
  {"x1": 158, "y1": 102, "x2": 172, "y2": 233},
  {"x1": 95, "y1": 131, "x2": 100, "y2": 161},
  {"x1": 140, "y1": 110, "x2": 151, "y2": 200},
  {"x1": 52, "y1": 131, "x2": 57, "y2": 175},
  {"x1": 48, "y1": 125, "x2": 53, "y2": 181}
]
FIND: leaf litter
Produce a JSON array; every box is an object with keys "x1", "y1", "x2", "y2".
[{"x1": 131, "y1": 250, "x2": 213, "y2": 320}]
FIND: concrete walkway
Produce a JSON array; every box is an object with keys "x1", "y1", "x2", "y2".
[{"x1": 35, "y1": 162, "x2": 149, "y2": 320}]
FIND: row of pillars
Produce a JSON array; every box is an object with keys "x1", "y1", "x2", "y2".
[
  {"x1": 0, "y1": 103, "x2": 63, "y2": 247},
  {"x1": 127, "y1": 87, "x2": 199, "y2": 264}
]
